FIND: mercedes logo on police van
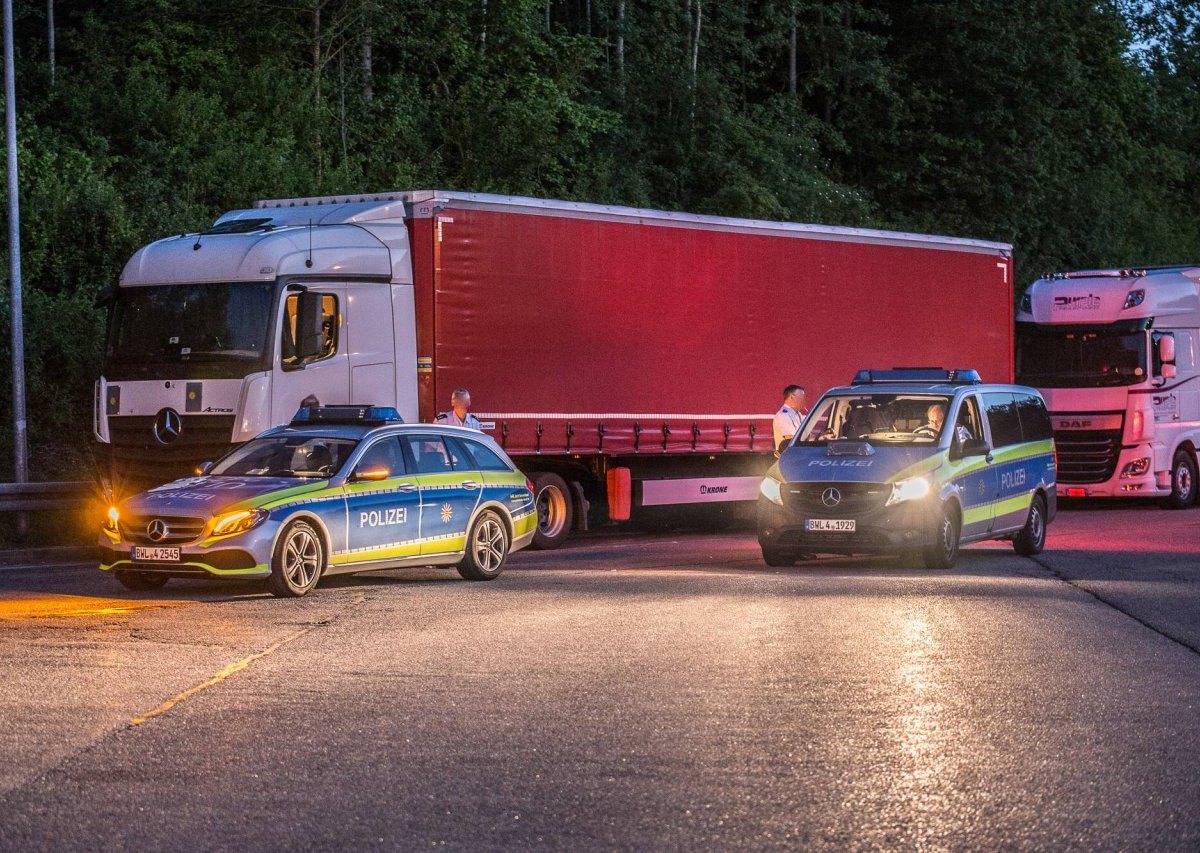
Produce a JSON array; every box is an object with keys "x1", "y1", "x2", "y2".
[
  {"x1": 147, "y1": 519, "x2": 168, "y2": 541},
  {"x1": 153, "y1": 407, "x2": 183, "y2": 446},
  {"x1": 821, "y1": 487, "x2": 842, "y2": 507}
]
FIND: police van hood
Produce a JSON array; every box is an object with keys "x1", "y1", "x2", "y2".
[
  {"x1": 125, "y1": 476, "x2": 331, "y2": 516},
  {"x1": 778, "y1": 443, "x2": 941, "y2": 484}
]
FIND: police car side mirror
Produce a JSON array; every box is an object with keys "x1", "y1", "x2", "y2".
[
  {"x1": 959, "y1": 438, "x2": 991, "y2": 459},
  {"x1": 350, "y1": 467, "x2": 390, "y2": 483},
  {"x1": 196, "y1": 461, "x2": 214, "y2": 475}
]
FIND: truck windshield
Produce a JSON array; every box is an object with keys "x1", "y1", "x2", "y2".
[
  {"x1": 797, "y1": 394, "x2": 953, "y2": 444},
  {"x1": 1015, "y1": 323, "x2": 1147, "y2": 388},
  {"x1": 104, "y1": 282, "x2": 274, "y2": 380}
]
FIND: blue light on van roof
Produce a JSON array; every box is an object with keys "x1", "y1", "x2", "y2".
[
  {"x1": 852, "y1": 368, "x2": 982, "y2": 385},
  {"x1": 290, "y1": 405, "x2": 403, "y2": 426}
]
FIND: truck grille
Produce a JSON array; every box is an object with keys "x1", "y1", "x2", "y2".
[
  {"x1": 107, "y1": 415, "x2": 235, "y2": 488},
  {"x1": 1054, "y1": 429, "x2": 1122, "y2": 484},
  {"x1": 121, "y1": 514, "x2": 207, "y2": 545},
  {"x1": 784, "y1": 482, "x2": 889, "y2": 516}
]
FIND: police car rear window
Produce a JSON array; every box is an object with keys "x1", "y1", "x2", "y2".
[{"x1": 460, "y1": 439, "x2": 511, "y2": 472}]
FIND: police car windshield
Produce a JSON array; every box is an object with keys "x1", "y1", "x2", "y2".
[
  {"x1": 797, "y1": 394, "x2": 953, "y2": 444},
  {"x1": 210, "y1": 436, "x2": 358, "y2": 478},
  {"x1": 104, "y1": 282, "x2": 274, "y2": 380}
]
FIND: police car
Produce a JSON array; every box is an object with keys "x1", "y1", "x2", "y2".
[
  {"x1": 99, "y1": 406, "x2": 537, "y2": 596},
  {"x1": 758, "y1": 369, "x2": 1057, "y2": 569}
]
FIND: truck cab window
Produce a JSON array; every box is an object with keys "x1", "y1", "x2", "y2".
[{"x1": 282, "y1": 293, "x2": 338, "y2": 369}]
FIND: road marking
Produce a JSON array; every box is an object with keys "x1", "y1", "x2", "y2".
[{"x1": 131, "y1": 628, "x2": 311, "y2": 726}]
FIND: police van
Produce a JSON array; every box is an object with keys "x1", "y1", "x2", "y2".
[{"x1": 757, "y1": 369, "x2": 1057, "y2": 569}]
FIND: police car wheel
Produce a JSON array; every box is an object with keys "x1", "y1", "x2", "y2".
[
  {"x1": 268, "y1": 520, "x2": 324, "y2": 598},
  {"x1": 531, "y1": 473, "x2": 573, "y2": 550},
  {"x1": 114, "y1": 571, "x2": 170, "y2": 591},
  {"x1": 923, "y1": 503, "x2": 960, "y2": 570},
  {"x1": 457, "y1": 510, "x2": 509, "y2": 581},
  {"x1": 1162, "y1": 450, "x2": 1198, "y2": 510},
  {"x1": 1013, "y1": 494, "x2": 1047, "y2": 556},
  {"x1": 761, "y1": 546, "x2": 796, "y2": 567}
]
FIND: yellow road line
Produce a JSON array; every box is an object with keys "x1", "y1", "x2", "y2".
[{"x1": 130, "y1": 628, "x2": 310, "y2": 726}]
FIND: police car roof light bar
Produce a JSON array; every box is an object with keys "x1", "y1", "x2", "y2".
[
  {"x1": 290, "y1": 406, "x2": 404, "y2": 426},
  {"x1": 852, "y1": 368, "x2": 982, "y2": 385}
]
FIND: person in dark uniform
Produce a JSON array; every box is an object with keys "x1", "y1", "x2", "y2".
[{"x1": 435, "y1": 387, "x2": 483, "y2": 431}]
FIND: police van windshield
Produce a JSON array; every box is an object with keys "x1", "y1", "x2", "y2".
[
  {"x1": 797, "y1": 394, "x2": 953, "y2": 444},
  {"x1": 1015, "y1": 322, "x2": 1147, "y2": 388},
  {"x1": 211, "y1": 436, "x2": 358, "y2": 478},
  {"x1": 104, "y1": 282, "x2": 274, "y2": 380}
]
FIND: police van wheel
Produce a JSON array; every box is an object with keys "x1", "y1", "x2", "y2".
[
  {"x1": 761, "y1": 546, "x2": 796, "y2": 567},
  {"x1": 1162, "y1": 449, "x2": 1198, "y2": 509},
  {"x1": 1013, "y1": 494, "x2": 1047, "y2": 556},
  {"x1": 114, "y1": 571, "x2": 169, "y2": 591},
  {"x1": 531, "y1": 473, "x2": 572, "y2": 550},
  {"x1": 923, "y1": 504, "x2": 960, "y2": 570},
  {"x1": 267, "y1": 520, "x2": 324, "y2": 598},
  {"x1": 458, "y1": 511, "x2": 509, "y2": 581}
]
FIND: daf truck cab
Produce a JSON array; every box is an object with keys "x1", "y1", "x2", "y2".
[{"x1": 1015, "y1": 266, "x2": 1200, "y2": 507}]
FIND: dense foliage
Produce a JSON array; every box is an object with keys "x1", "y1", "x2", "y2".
[{"x1": 0, "y1": 0, "x2": 1198, "y2": 478}]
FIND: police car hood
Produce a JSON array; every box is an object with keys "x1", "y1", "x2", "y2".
[
  {"x1": 125, "y1": 475, "x2": 331, "y2": 516},
  {"x1": 778, "y1": 442, "x2": 940, "y2": 484}
]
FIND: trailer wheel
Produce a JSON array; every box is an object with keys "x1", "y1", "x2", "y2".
[
  {"x1": 114, "y1": 571, "x2": 169, "y2": 591},
  {"x1": 1162, "y1": 449, "x2": 1198, "y2": 509},
  {"x1": 923, "y1": 503, "x2": 960, "y2": 570},
  {"x1": 1013, "y1": 493, "x2": 1047, "y2": 556},
  {"x1": 531, "y1": 472, "x2": 573, "y2": 550}
]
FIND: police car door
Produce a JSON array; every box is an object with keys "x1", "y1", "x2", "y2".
[
  {"x1": 402, "y1": 435, "x2": 482, "y2": 556},
  {"x1": 342, "y1": 436, "x2": 423, "y2": 564},
  {"x1": 948, "y1": 394, "x2": 999, "y2": 537}
]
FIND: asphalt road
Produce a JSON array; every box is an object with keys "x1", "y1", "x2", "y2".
[{"x1": 1, "y1": 502, "x2": 1199, "y2": 850}]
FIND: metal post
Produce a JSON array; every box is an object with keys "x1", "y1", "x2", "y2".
[{"x1": 4, "y1": 0, "x2": 29, "y2": 540}]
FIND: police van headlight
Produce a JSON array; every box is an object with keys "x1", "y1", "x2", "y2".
[
  {"x1": 886, "y1": 475, "x2": 932, "y2": 506},
  {"x1": 211, "y1": 509, "x2": 268, "y2": 537},
  {"x1": 760, "y1": 476, "x2": 784, "y2": 506}
]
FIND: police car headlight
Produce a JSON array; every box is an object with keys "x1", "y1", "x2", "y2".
[
  {"x1": 211, "y1": 509, "x2": 268, "y2": 537},
  {"x1": 104, "y1": 506, "x2": 120, "y2": 533},
  {"x1": 887, "y1": 475, "x2": 932, "y2": 506},
  {"x1": 760, "y1": 476, "x2": 784, "y2": 506}
]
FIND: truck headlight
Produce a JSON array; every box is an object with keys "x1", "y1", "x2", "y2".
[
  {"x1": 1120, "y1": 457, "x2": 1151, "y2": 478},
  {"x1": 211, "y1": 509, "x2": 268, "y2": 537},
  {"x1": 760, "y1": 476, "x2": 784, "y2": 506},
  {"x1": 886, "y1": 475, "x2": 931, "y2": 506}
]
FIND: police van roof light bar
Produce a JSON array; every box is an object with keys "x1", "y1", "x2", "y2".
[
  {"x1": 852, "y1": 368, "x2": 982, "y2": 385},
  {"x1": 290, "y1": 406, "x2": 404, "y2": 426}
]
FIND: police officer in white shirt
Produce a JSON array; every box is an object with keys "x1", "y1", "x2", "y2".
[
  {"x1": 773, "y1": 384, "x2": 806, "y2": 454},
  {"x1": 435, "y1": 387, "x2": 483, "y2": 431}
]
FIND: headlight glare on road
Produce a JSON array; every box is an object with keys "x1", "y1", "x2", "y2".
[
  {"x1": 211, "y1": 509, "x2": 268, "y2": 537},
  {"x1": 760, "y1": 476, "x2": 784, "y2": 505},
  {"x1": 886, "y1": 475, "x2": 931, "y2": 506}
]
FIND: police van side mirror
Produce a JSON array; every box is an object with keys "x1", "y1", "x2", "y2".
[{"x1": 951, "y1": 437, "x2": 991, "y2": 460}]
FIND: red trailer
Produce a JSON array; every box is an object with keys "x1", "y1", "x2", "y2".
[{"x1": 98, "y1": 191, "x2": 1013, "y2": 547}]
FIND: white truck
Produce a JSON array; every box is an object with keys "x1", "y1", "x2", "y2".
[{"x1": 1015, "y1": 266, "x2": 1200, "y2": 507}]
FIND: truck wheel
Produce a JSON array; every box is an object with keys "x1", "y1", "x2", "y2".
[
  {"x1": 761, "y1": 546, "x2": 796, "y2": 567},
  {"x1": 115, "y1": 571, "x2": 169, "y2": 591},
  {"x1": 457, "y1": 510, "x2": 509, "y2": 581},
  {"x1": 267, "y1": 520, "x2": 324, "y2": 598},
  {"x1": 1162, "y1": 449, "x2": 1198, "y2": 509},
  {"x1": 531, "y1": 472, "x2": 573, "y2": 550},
  {"x1": 923, "y1": 503, "x2": 960, "y2": 570},
  {"x1": 1013, "y1": 493, "x2": 1047, "y2": 556}
]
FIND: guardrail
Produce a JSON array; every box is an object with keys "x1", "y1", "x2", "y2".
[{"x1": 0, "y1": 481, "x2": 95, "y2": 513}]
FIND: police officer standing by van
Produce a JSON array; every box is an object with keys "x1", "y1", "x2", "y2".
[
  {"x1": 436, "y1": 387, "x2": 483, "y2": 431},
  {"x1": 773, "y1": 384, "x2": 806, "y2": 455}
]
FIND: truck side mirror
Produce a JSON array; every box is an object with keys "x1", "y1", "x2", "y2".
[
  {"x1": 1162, "y1": 363, "x2": 1177, "y2": 379},
  {"x1": 1159, "y1": 334, "x2": 1176, "y2": 364},
  {"x1": 295, "y1": 291, "x2": 326, "y2": 361}
]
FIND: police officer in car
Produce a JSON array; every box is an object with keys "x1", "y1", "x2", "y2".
[{"x1": 436, "y1": 387, "x2": 483, "y2": 431}]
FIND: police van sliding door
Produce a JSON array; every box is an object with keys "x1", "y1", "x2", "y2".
[{"x1": 950, "y1": 394, "x2": 999, "y2": 537}]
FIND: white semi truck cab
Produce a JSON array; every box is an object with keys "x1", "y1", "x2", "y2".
[
  {"x1": 95, "y1": 198, "x2": 420, "y2": 490},
  {"x1": 1015, "y1": 266, "x2": 1200, "y2": 507}
]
